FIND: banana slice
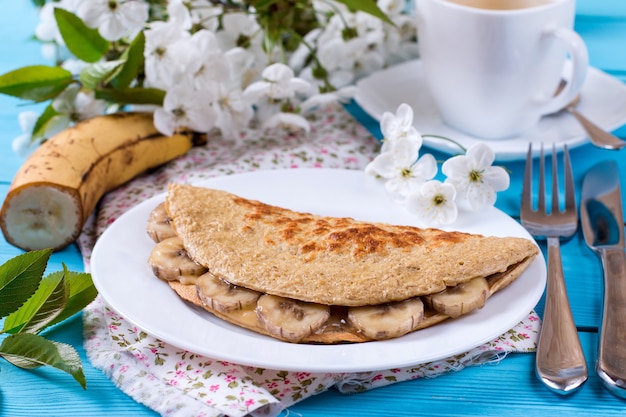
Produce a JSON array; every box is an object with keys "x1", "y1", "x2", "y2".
[
  {"x1": 146, "y1": 202, "x2": 176, "y2": 243},
  {"x1": 148, "y1": 236, "x2": 207, "y2": 284},
  {"x1": 347, "y1": 297, "x2": 425, "y2": 340},
  {"x1": 196, "y1": 272, "x2": 261, "y2": 313},
  {"x1": 256, "y1": 294, "x2": 331, "y2": 342},
  {"x1": 424, "y1": 276, "x2": 489, "y2": 318}
]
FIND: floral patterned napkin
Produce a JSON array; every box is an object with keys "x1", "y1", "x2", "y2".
[{"x1": 79, "y1": 105, "x2": 540, "y2": 417}]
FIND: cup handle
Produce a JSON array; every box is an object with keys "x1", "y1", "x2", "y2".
[{"x1": 540, "y1": 27, "x2": 589, "y2": 116}]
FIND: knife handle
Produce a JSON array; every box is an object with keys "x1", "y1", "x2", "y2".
[
  {"x1": 535, "y1": 237, "x2": 588, "y2": 394},
  {"x1": 597, "y1": 248, "x2": 626, "y2": 398}
]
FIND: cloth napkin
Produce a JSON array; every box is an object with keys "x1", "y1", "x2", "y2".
[{"x1": 79, "y1": 104, "x2": 541, "y2": 417}]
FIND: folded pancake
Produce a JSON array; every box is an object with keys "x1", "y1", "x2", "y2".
[{"x1": 147, "y1": 183, "x2": 539, "y2": 343}]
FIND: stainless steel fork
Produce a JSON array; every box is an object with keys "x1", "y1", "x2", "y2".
[{"x1": 521, "y1": 143, "x2": 588, "y2": 394}]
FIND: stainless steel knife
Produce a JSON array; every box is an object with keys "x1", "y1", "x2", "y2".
[{"x1": 581, "y1": 160, "x2": 626, "y2": 398}]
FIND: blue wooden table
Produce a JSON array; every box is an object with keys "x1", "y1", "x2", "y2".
[{"x1": 2, "y1": 1, "x2": 626, "y2": 416}]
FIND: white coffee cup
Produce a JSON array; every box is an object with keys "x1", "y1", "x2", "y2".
[{"x1": 415, "y1": 0, "x2": 589, "y2": 139}]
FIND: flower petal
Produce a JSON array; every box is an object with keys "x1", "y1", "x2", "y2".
[
  {"x1": 483, "y1": 166, "x2": 510, "y2": 192},
  {"x1": 365, "y1": 152, "x2": 397, "y2": 179},
  {"x1": 406, "y1": 180, "x2": 458, "y2": 225},
  {"x1": 395, "y1": 103, "x2": 414, "y2": 130},
  {"x1": 466, "y1": 142, "x2": 496, "y2": 169}
]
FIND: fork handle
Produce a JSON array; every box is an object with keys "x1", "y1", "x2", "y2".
[
  {"x1": 597, "y1": 248, "x2": 626, "y2": 397},
  {"x1": 535, "y1": 237, "x2": 588, "y2": 394}
]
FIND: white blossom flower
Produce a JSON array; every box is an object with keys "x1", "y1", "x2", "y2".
[
  {"x1": 224, "y1": 47, "x2": 257, "y2": 88},
  {"x1": 213, "y1": 83, "x2": 254, "y2": 140},
  {"x1": 51, "y1": 84, "x2": 107, "y2": 128},
  {"x1": 377, "y1": 0, "x2": 407, "y2": 17},
  {"x1": 12, "y1": 111, "x2": 41, "y2": 159},
  {"x1": 153, "y1": 84, "x2": 217, "y2": 135},
  {"x1": 187, "y1": 0, "x2": 222, "y2": 32},
  {"x1": 22, "y1": 0, "x2": 427, "y2": 153},
  {"x1": 406, "y1": 180, "x2": 458, "y2": 225},
  {"x1": 216, "y1": 12, "x2": 268, "y2": 80},
  {"x1": 365, "y1": 137, "x2": 438, "y2": 201},
  {"x1": 380, "y1": 103, "x2": 422, "y2": 152},
  {"x1": 316, "y1": 11, "x2": 385, "y2": 80},
  {"x1": 381, "y1": 14, "x2": 419, "y2": 65},
  {"x1": 190, "y1": 30, "x2": 230, "y2": 88},
  {"x1": 288, "y1": 28, "x2": 322, "y2": 73},
  {"x1": 35, "y1": 0, "x2": 81, "y2": 44},
  {"x1": 243, "y1": 63, "x2": 311, "y2": 103},
  {"x1": 317, "y1": 36, "x2": 382, "y2": 81},
  {"x1": 35, "y1": 3, "x2": 64, "y2": 45},
  {"x1": 300, "y1": 86, "x2": 357, "y2": 113},
  {"x1": 263, "y1": 112, "x2": 311, "y2": 134},
  {"x1": 442, "y1": 142, "x2": 510, "y2": 210},
  {"x1": 61, "y1": 58, "x2": 88, "y2": 75},
  {"x1": 77, "y1": 0, "x2": 149, "y2": 41},
  {"x1": 166, "y1": 0, "x2": 193, "y2": 31},
  {"x1": 216, "y1": 12, "x2": 261, "y2": 51},
  {"x1": 297, "y1": 65, "x2": 354, "y2": 94},
  {"x1": 144, "y1": 22, "x2": 193, "y2": 89}
]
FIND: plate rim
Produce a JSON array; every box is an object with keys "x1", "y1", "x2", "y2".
[{"x1": 90, "y1": 168, "x2": 547, "y2": 373}]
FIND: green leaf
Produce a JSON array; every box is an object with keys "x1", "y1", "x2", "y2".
[
  {"x1": 95, "y1": 87, "x2": 165, "y2": 106},
  {"x1": 47, "y1": 271, "x2": 97, "y2": 328},
  {"x1": 54, "y1": 8, "x2": 110, "y2": 63},
  {"x1": 3, "y1": 265, "x2": 69, "y2": 335},
  {"x1": 80, "y1": 60, "x2": 126, "y2": 90},
  {"x1": 0, "y1": 249, "x2": 51, "y2": 318},
  {"x1": 0, "y1": 65, "x2": 73, "y2": 102},
  {"x1": 0, "y1": 333, "x2": 86, "y2": 389},
  {"x1": 335, "y1": 0, "x2": 393, "y2": 25},
  {"x1": 31, "y1": 103, "x2": 60, "y2": 140},
  {"x1": 112, "y1": 31, "x2": 145, "y2": 89}
]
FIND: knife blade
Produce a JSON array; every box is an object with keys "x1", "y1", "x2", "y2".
[{"x1": 581, "y1": 160, "x2": 626, "y2": 398}]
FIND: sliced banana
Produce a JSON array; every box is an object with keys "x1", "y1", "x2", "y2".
[
  {"x1": 256, "y1": 294, "x2": 331, "y2": 342},
  {"x1": 347, "y1": 297, "x2": 425, "y2": 340},
  {"x1": 148, "y1": 236, "x2": 207, "y2": 283},
  {"x1": 424, "y1": 276, "x2": 489, "y2": 318},
  {"x1": 196, "y1": 272, "x2": 261, "y2": 314},
  {"x1": 146, "y1": 202, "x2": 176, "y2": 243}
]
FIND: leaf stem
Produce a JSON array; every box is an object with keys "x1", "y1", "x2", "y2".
[{"x1": 422, "y1": 134, "x2": 467, "y2": 153}]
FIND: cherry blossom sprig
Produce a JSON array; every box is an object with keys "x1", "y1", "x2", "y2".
[
  {"x1": 366, "y1": 103, "x2": 510, "y2": 226},
  {"x1": 1, "y1": 0, "x2": 419, "y2": 157}
]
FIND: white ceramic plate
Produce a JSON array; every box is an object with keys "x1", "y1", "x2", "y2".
[
  {"x1": 354, "y1": 59, "x2": 626, "y2": 161},
  {"x1": 91, "y1": 169, "x2": 546, "y2": 373}
]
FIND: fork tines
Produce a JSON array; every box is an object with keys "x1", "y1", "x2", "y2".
[
  {"x1": 522, "y1": 143, "x2": 576, "y2": 214},
  {"x1": 521, "y1": 143, "x2": 577, "y2": 237}
]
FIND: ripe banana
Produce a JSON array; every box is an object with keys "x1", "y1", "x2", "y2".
[
  {"x1": 196, "y1": 272, "x2": 261, "y2": 314},
  {"x1": 424, "y1": 276, "x2": 489, "y2": 318},
  {"x1": 148, "y1": 236, "x2": 207, "y2": 284},
  {"x1": 0, "y1": 112, "x2": 198, "y2": 251},
  {"x1": 256, "y1": 294, "x2": 331, "y2": 342},
  {"x1": 347, "y1": 297, "x2": 424, "y2": 340}
]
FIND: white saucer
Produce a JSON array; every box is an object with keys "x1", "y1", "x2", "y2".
[{"x1": 354, "y1": 59, "x2": 626, "y2": 161}]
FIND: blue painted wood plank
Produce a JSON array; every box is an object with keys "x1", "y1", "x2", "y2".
[
  {"x1": 287, "y1": 331, "x2": 626, "y2": 417},
  {"x1": 0, "y1": 1, "x2": 48, "y2": 182}
]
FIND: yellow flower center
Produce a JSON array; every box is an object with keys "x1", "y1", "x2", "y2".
[
  {"x1": 433, "y1": 194, "x2": 446, "y2": 206},
  {"x1": 469, "y1": 169, "x2": 482, "y2": 182}
]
